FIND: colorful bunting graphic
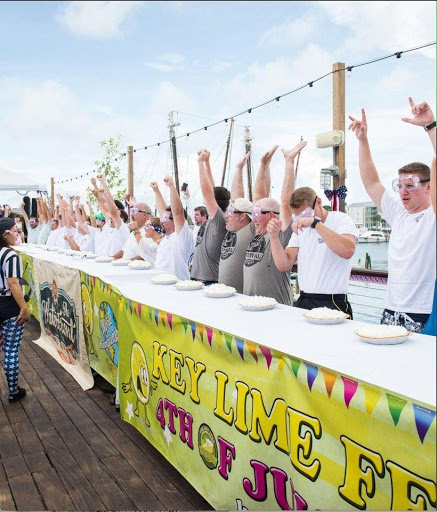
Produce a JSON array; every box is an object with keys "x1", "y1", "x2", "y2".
[
  {"x1": 321, "y1": 369, "x2": 337, "y2": 398},
  {"x1": 305, "y1": 363, "x2": 318, "y2": 392},
  {"x1": 341, "y1": 377, "x2": 358, "y2": 408},
  {"x1": 224, "y1": 333, "x2": 233, "y2": 352},
  {"x1": 216, "y1": 330, "x2": 222, "y2": 349},
  {"x1": 189, "y1": 321, "x2": 196, "y2": 340},
  {"x1": 289, "y1": 357, "x2": 301, "y2": 378},
  {"x1": 137, "y1": 303, "x2": 142, "y2": 318},
  {"x1": 278, "y1": 358, "x2": 285, "y2": 372},
  {"x1": 206, "y1": 327, "x2": 213, "y2": 346},
  {"x1": 160, "y1": 310, "x2": 166, "y2": 327},
  {"x1": 148, "y1": 306, "x2": 152, "y2": 322},
  {"x1": 154, "y1": 309, "x2": 159, "y2": 326},
  {"x1": 259, "y1": 346, "x2": 272, "y2": 369},
  {"x1": 180, "y1": 317, "x2": 188, "y2": 334},
  {"x1": 198, "y1": 324, "x2": 204, "y2": 342},
  {"x1": 386, "y1": 393, "x2": 408, "y2": 426},
  {"x1": 235, "y1": 338, "x2": 245, "y2": 360},
  {"x1": 128, "y1": 299, "x2": 132, "y2": 314},
  {"x1": 363, "y1": 385, "x2": 382, "y2": 416},
  {"x1": 166, "y1": 313, "x2": 173, "y2": 330},
  {"x1": 246, "y1": 341, "x2": 258, "y2": 363},
  {"x1": 412, "y1": 403, "x2": 436, "y2": 444}
]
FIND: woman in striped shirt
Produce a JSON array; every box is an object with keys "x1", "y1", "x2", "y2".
[{"x1": 0, "y1": 217, "x2": 30, "y2": 402}]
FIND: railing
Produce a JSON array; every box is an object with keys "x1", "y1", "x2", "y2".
[{"x1": 290, "y1": 267, "x2": 388, "y2": 324}]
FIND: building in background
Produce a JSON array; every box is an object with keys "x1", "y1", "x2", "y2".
[{"x1": 346, "y1": 201, "x2": 389, "y2": 232}]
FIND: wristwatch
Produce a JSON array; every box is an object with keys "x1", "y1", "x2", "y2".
[
  {"x1": 424, "y1": 121, "x2": 436, "y2": 132},
  {"x1": 311, "y1": 218, "x2": 321, "y2": 229}
]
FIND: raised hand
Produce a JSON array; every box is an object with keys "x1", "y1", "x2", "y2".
[
  {"x1": 197, "y1": 149, "x2": 210, "y2": 162},
  {"x1": 164, "y1": 175, "x2": 174, "y2": 188},
  {"x1": 282, "y1": 140, "x2": 307, "y2": 160},
  {"x1": 401, "y1": 97, "x2": 435, "y2": 128},
  {"x1": 348, "y1": 109, "x2": 368, "y2": 141},
  {"x1": 236, "y1": 151, "x2": 251, "y2": 168},
  {"x1": 266, "y1": 218, "x2": 282, "y2": 237},
  {"x1": 260, "y1": 145, "x2": 279, "y2": 165},
  {"x1": 292, "y1": 216, "x2": 314, "y2": 235},
  {"x1": 150, "y1": 181, "x2": 159, "y2": 192}
]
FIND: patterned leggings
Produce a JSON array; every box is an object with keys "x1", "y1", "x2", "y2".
[{"x1": 1, "y1": 317, "x2": 24, "y2": 393}]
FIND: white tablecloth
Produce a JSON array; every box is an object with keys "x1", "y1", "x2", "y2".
[{"x1": 21, "y1": 247, "x2": 436, "y2": 407}]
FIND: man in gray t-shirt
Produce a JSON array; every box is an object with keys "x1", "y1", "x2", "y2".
[
  {"x1": 243, "y1": 140, "x2": 307, "y2": 305},
  {"x1": 190, "y1": 149, "x2": 230, "y2": 283},
  {"x1": 219, "y1": 198, "x2": 255, "y2": 293}
]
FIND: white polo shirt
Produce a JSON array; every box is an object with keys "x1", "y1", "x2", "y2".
[
  {"x1": 154, "y1": 222, "x2": 194, "y2": 280},
  {"x1": 287, "y1": 211, "x2": 358, "y2": 294}
]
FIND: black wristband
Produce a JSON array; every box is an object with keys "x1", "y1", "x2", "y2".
[
  {"x1": 311, "y1": 218, "x2": 320, "y2": 229},
  {"x1": 424, "y1": 121, "x2": 436, "y2": 132}
]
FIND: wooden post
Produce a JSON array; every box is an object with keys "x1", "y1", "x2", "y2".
[
  {"x1": 127, "y1": 145, "x2": 134, "y2": 198},
  {"x1": 244, "y1": 126, "x2": 253, "y2": 201},
  {"x1": 50, "y1": 177, "x2": 55, "y2": 213},
  {"x1": 221, "y1": 119, "x2": 234, "y2": 187},
  {"x1": 332, "y1": 62, "x2": 346, "y2": 212}
]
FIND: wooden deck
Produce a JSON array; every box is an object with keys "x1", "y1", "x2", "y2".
[{"x1": 0, "y1": 318, "x2": 213, "y2": 511}]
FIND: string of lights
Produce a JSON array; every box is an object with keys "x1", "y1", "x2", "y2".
[{"x1": 55, "y1": 41, "x2": 435, "y2": 185}]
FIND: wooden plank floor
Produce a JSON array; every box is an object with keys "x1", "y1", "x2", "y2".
[{"x1": 0, "y1": 319, "x2": 213, "y2": 511}]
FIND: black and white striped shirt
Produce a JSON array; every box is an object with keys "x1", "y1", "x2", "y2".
[{"x1": 0, "y1": 247, "x2": 21, "y2": 296}]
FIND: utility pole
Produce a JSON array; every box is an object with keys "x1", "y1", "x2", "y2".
[
  {"x1": 127, "y1": 145, "x2": 134, "y2": 198},
  {"x1": 244, "y1": 126, "x2": 253, "y2": 201},
  {"x1": 221, "y1": 118, "x2": 234, "y2": 187},
  {"x1": 50, "y1": 177, "x2": 55, "y2": 213},
  {"x1": 168, "y1": 111, "x2": 181, "y2": 193},
  {"x1": 332, "y1": 62, "x2": 346, "y2": 212}
]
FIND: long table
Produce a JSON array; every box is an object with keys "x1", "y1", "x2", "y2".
[{"x1": 18, "y1": 246, "x2": 437, "y2": 511}]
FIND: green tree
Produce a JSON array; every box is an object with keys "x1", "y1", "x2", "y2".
[{"x1": 87, "y1": 136, "x2": 127, "y2": 205}]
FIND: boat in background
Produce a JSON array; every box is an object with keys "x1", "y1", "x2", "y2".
[{"x1": 358, "y1": 230, "x2": 387, "y2": 243}]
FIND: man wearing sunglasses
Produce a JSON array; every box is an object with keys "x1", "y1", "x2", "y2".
[
  {"x1": 349, "y1": 97, "x2": 436, "y2": 332},
  {"x1": 268, "y1": 187, "x2": 358, "y2": 316},
  {"x1": 151, "y1": 177, "x2": 194, "y2": 280},
  {"x1": 112, "y1": 201, "x2": 152, "y2": 260},
  {"x1": 243, "y1": 141, "x2": 307, "y2": 305}
]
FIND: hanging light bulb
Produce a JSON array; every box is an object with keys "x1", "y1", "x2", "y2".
[
  {"x1": 275, "y1": 97, "x2": 280, "y2": 109},
  {"x1": 346, "y1": 66, "x2": 353, "y2": 78}
]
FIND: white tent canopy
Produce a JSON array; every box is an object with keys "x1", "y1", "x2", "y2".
[{"x1": 0, "y1": 168, "x2": 48, "y2": 208}]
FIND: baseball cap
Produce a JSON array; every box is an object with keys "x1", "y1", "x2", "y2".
[
  {"x1": 231, "y1": 198, "x2": 253, "y2": 215},
  {"x1": 93, "y1": 213, "x2": 105, "y2": 220},
  {"x1": 0, "y1": 217, "x2": 15, "y2": 236}
]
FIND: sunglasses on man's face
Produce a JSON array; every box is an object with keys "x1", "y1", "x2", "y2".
[
  {"x1": 131, "y1": 208, "x2": 150, "y2": 215},
  {"x1": 392, "y1": 175, "x2": 430, "y2": 193},
  {"x1": 251, "y1": 206, "x2": 280, "y2": 219},
  {"x1": 160, "y1": 213, "x2": 174, "y2": 222}
]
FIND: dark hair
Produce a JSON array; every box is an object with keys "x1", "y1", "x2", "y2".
[
  {"x1": 290, "y1": 187, "x2": 317, "y2": 209},
  {"x1": 0, "y1": 236, "x2": 9, "y2": 249},
  {"x1": 194, "y1": 206, "x2": 208, "y2": 218},
  {"x1": 214, "y1": 186, "x2": 230, "y2": 212},
  {"x1": 398, "y1": 162, "x2": 430, "y2": 180},
  {"x1": 114, "y1": 199, "x2": 125, "y2": 210},
  {"x1": 119, "y1": 209, "x2": 129, "y2": 223}
]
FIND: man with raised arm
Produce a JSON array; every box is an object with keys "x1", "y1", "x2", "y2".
[
  {"x1": 190, "y1": 149, "x2": 230, "y2": 284},
  {"x1": 218, "y1": 152, "x2": 255, "y2": 293},
  {"x1": 112, "y1": 201, "x2": 152, "y2": 260},
  {"x1": 151, "y1": 177, "x2": 194, "y2": 280},
  {"x1": 243, "y1": 142, "x2": 306, "y2": 305},
  {"x1": 349, "y1": 97, "x2": 436, "y2": 332},
  {"x1": 268, "y1": 186, "x2": 358, "y2": 316}
]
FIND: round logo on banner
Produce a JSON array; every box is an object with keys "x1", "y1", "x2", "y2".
[
  {"x1": 81, "y1": 283, "x2": 93, "y2": 336},
  {"x1": 98, "y1": 301, "x2": 119, "y2": 366},
  {"x1": 131, "y1": 341, "x2": 151, "y2": 405},
  {"x1": 198, "y1": 423, "x2": 218, "y2": 469}
]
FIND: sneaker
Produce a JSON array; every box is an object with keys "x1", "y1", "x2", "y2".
[{"x1": 8, "y1": 387, "x2": 26, "y2": 403}]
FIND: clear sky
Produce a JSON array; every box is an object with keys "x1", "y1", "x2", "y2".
[{"x1": 0, "y1": 1, "x2": 435, "y2": 208}]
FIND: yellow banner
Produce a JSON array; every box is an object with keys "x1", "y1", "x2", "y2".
[
  {"x1": 21, "y1": 252, "x2": 40, "y2": 322},
  {"x1": 118, "y1": 300, "x2": 436, "y2": 510}
]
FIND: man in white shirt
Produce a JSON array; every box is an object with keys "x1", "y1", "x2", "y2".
[
  {"x1": 349, "y1": 97, "x2": 436, "y2": 332},
  {"x1": 112, "y1": 202, "x2": 153, "y2": 260},
  {"x1": 20, "y1": 203, "x2": 42, "y2": 244},
  {"x1": 268, "y1": 187, "x2": 358, "y2": 316},
  {"x1": 151, "y1": 177, "x2": 194, "y2": 280}
]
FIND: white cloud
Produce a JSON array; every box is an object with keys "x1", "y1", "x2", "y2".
[
  {"x1": 211, "y1": 60, "x2": 233, "y2": 73},
  {"x1": 318, "y1": 1, "x2": 436, "y2": 59},
  {"x1": 146, "y1": 53, "x2": 185, "y2": 72},
  {"x1": 57, "y1": 1, "x2": 143, "y2": 39},
  {"x1": 258, "y1": 11, "x2": 319, "y2": 47}
]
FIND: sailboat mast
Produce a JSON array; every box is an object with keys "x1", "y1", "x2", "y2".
[
  {"x1": 221, "y1": 118, "x2": 234, "y2": 187},
  {"x1": 168, "y1": 111, "x2": 181, "y2": 193},
  {"x1": 244, "y1": 126, "x2": 253, "y2": 201}
]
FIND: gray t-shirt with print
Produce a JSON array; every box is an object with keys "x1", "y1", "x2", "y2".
[
  {"x1": 190, "y1": 211, "x2": 227, "y2": 282},
  {"x1": 218, "y1": 222, "x2": 255, "y2": 293},
  {"x1": 243, "y1": 225, "x2": 293, "y2": 305}
]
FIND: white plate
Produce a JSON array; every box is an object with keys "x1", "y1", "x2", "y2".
[
  {"x1": 84, "y1": 254, "x2": 97, "y2": 259},
  {"x1": 129, "y1": 265, "x2": 151, "y2": 270},
  {"x1": 204, "y1": 291, "x2": 235, "y2": 298},
  {"x1": 239, "y1": 303, "x2": 276, "y2": 311},
  {"x1": 112, "y1": 261, "x2": 130, "y2": 266},
  {"x1": 95, "y1": 258, "x2": 114, "y2": 263},
  {"x1": 152, "y1": 279, "x2": 178, "y2": 285},
  {"x1": 175, "y1": 282, "x2": 204, "y2": 291},
  {"x1": 304, "y1": 314, "x2": 348, "y2": 325},
  {"x1": 355, "y1": 331, "x2": 411, "y2": 345}
]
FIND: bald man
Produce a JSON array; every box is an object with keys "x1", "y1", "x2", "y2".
[{"x1": 243, "y1": 142, "x2": 306, "y2": 305}]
